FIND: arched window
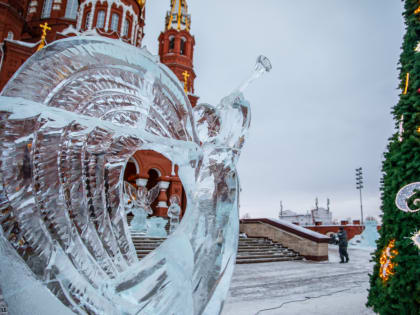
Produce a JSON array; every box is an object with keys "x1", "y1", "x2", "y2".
[
  {"x1": 123, "y1": 19, "x2": 130, "y2": 37},
  {"x1": 84, "y1": 11, "x2": 91, "y2": 30},
  {"x1": 41, "y1": 0, "x2": 53, "y2": 18},
  {"x1": 180, "y1": 38, "x2": 186, "y2": 55},
  {"x1": 7, "y1": 31, "x2": 14, "y2": 40},
  {"x1": 111, "y1": 13, "x2": 120, "y2": 32},
  {"x1": 96, "y1": 10, "x2": 105, "y2": 28},
  {"x1": 169, "y1": 36, "x2": 175, "y2": 52},
  {"x1": 65, "y1": 0, "x2": 78, "y2": 19}
]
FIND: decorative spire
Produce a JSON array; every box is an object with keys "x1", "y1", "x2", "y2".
[
  {"x1": 137, "y1": 0, "x2": 146, "y2": 9},
  {"x1": 166, "y1": 0, "x2": 191, "y2": 31}
]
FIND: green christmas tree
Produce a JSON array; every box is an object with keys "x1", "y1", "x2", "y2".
[{"x1": 367, "y1": 1, "x2": 420, "y2": 314}]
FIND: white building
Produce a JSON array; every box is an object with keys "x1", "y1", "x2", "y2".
[{"x1": 279, "y1": 207, "x2": 333, "y2": 226}]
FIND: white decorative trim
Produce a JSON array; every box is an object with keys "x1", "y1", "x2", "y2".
[
  {"x1": 130, "y1": 20, "x2": 137, "y2": 44},
  {"x1": 78, "y1": 0, "x2": 137, "y2": 32},
  {"x1": 136, "y1": 178, "x2": 148, "y2": 187},
  {"x1": 158, "y1": 181, "x2": 170, "y2": 190},
  {"x1": 104, "y1": 4, "x2": 111, "y2": 31},
  {"x1": 88, "y1": 0, "x2": 97, "y2": 29},
  {"x1": 121, "y1": 8, "x2": 127, "y2": 37},
  {"x1": 157, "y1": 201, "x2": 168, "y2": 208},
  {"x1": 133, "y1": 23, "x2": 139, "y2": 45},
  {"x1": 171, "y1": 162, "x2": 175, "y2": 176},
  {"x1": 76, "y1": 5, "x2": 84, "y2": 30}
]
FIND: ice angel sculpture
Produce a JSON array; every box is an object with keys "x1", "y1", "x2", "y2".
[
  {"x1": 0, "y1": 36, "x2": 271, "y2": 315},
  {"x1": 168, "y1": 195, "x2": 181, "y2": 234},
  {"x1": 124, "y1": 181, "x2": 160, "y2": 233}
]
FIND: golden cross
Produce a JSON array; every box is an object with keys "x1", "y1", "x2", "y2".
[
  {"x1": 182, "y1": 71, "x2": 190, "y2": 93},
  {"x1": 37, "y1": 22, "x2": 52, "y2": 51}
]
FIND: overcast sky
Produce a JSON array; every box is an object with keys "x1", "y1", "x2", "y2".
[{"x1": 143, "y1": 0, "x2": 405, "y2": 222}]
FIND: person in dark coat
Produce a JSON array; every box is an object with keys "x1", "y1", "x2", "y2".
[{"x1": 337, "y1": 227, "x2": 349, "y2": 263}]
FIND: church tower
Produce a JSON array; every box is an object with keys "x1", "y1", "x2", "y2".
[{"x1": 158, "y1": 0, "x2": 198, "y2": 107}]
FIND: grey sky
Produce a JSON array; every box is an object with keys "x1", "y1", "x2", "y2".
[{"x1": 143, "y1": 0, "x2": 405, "y2": 221}]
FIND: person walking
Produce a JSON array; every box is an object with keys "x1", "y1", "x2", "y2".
[{"x1": 337, "y1": 226, "x2": 349, "y2": 263}]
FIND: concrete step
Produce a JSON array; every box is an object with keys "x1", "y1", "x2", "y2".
[
  {"x1": 237, "y1": 251, "x2": 292, "y2": 256},
  {"x1": 237, "y1": 253, "x2": 299, "y2": 259}
]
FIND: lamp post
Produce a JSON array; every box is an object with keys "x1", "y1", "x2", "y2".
[{"x1": 355, "y1": 167, "x2": 364, "y2": 225}]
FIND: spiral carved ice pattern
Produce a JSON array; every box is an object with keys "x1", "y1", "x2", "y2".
[{"x1": 0, "y1": 37, "x2": 270, "y2": 314}]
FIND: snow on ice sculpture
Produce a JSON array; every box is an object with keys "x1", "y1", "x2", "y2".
[
  {"x1": 0, "y1": 36, "x2": 271, "y2": 315},
  {"x1": 168, "y1": 195, "x2": 181, "y2": 234},
  {"x1": 124, "y1": 181, "x2": 160, "y2": 234}
]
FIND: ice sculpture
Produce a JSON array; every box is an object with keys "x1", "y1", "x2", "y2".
[
  {"x1": 168, "y1": 195, "x2": 181, "y2": 234},
  {"x1": 0, "y1": 36, "x2": 270, "y2": 314},
  {"x1": 124, "y1": 181, "x2": 160, "y2": 233},
  {"x1": 146, "y1": 217, "x2": 168, "y2": 237},
  {"x1": 349, "y1": 220, "x2": 379, "y2": 248}
]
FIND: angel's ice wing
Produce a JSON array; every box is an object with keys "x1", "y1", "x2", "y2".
[
  {"x1": 124, "y1": 181, "x2": 137, "y2": 201},
  {"x1": 147, "y1": 184, "x2": 160, "y2": 204}
]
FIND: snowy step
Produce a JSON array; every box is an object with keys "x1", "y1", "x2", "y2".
[
  {"x1": 237, "y1": 253, "x2": 298, "y2": 259},
  {"x1": 238, "y1": 246, "x2": 282, "y2": 250},
  {"x1": 237, "y1": 251, "x2": 292, "y2": 256},
  {"x1": 238, "y1": 248, "x2": 289, "y2": 252},
  {"x1": 133, "y1": 240, "x2": 163, "y2": 245}
]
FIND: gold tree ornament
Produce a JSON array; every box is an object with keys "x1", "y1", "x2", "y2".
[
  {"x1": 403, "y1": 73, "x2": 410, "y2": 95},
  {"x1": 379, "y1": 240, "x2": 398, "y2": 282}
]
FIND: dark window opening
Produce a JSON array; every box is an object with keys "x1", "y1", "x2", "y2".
[
  {"x1": 180, "y1": 39, "x2": 186, "y2": 55},
  {"x1": 169, "y1": 37, "x2": 175, "y2": 52}
]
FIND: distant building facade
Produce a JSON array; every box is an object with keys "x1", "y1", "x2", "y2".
[
  {"x1": 279, "y1": 207, "x2": 333, "y2": 226},
  {"x1": 279, "y1": 200, "x2": 365, "y2": 240}
]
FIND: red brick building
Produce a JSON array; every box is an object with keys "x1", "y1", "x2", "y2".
[{"x1": 0, "y1": 0, "x2": 198, "y2": 218}]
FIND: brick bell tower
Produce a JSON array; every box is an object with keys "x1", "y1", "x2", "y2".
[{"x1": 158, "y1": 0, "x2": 198, "y2": 107}]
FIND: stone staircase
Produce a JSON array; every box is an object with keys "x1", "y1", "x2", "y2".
[
  {"x1": 131, "y1": 232, "x2": 166, "y2": 260},
  {"x1": 130, "y1": 231, "x2": 303, "y2": 263},
  {"x1": 236, "y1": 236, "x2": 302, "y2": 264}
]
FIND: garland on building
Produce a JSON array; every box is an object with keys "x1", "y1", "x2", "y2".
[{"x1": 367, "y1": 1, "x2": 420, "y2": 313}]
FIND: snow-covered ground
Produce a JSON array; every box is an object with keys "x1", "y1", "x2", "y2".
[{"x1": 222, "y1": 245, "x2": 376, "y2": 315}]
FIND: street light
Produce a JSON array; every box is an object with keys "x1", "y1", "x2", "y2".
[{"x1": 355, "y1": 167, "x2": 364, "y2": 225}]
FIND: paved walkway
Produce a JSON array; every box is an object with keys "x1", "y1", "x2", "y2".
[{"x1": 222, "y1": 246, "x2": 376, "y2": 315}]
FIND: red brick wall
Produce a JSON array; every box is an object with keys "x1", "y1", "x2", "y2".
[{"x1": 306, "y1": 225, "x2": 365, "y2": 241}]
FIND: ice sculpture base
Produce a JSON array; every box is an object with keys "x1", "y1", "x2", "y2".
[
  {"x1": 130, "y1": 209, "x2": 149, "y2": 234},
  {"x1": 146, "y1": 217, "x2": 168, "y2": 238}
]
